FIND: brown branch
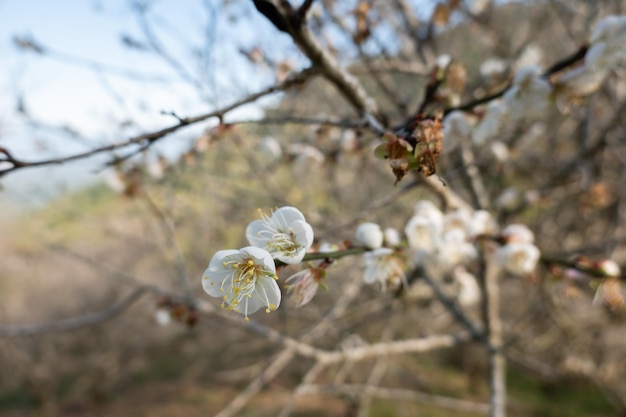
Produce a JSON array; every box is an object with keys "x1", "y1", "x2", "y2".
[
  {"x1": 482, "y1": 259, "x2": 506, "y2": 417},
  {"x1": 442, "y1": 44, "x2": 589, "y2": 118},
  {"x1": 0, "y1": 287, "x2": 151, "y2": 337},
  {"x1": 253, "y1": 0, "x2": 386, "y2": 131},
  {"x1": 0, "y1": 67, "x2": 316, "y2": 177}
]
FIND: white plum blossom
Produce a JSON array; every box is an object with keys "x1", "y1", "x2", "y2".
[
  {"x1": 501, "y1": 224, "x2": 535, "y2": 244},
  {"x1": 495, "y1": 242, "x2": 540, "y2": 276},
  {"x1": 246, "y1": 206, "x2": 314, "y2": 264},
  {"x1": 490, "y1": 141, "x2": 510, "y2": 162},
  {"x1": 355, "y1": 222, "x2": 384, "y2": 249},
  {"x1": 443, "y1": 111, "x2": 471, "y2": 150},
  {"x1": 287, "y1": 143, "x2": 325, "y2": 164},
  {"x1": 285, "y1": 267, "x2": 325, "y2": 308},
  {"x1": 469, "y1": 210, "x2": 498, "y2": 237},
  {"x1": 414, "y1": 200, "x2": 444, "y2": 218},
  {"x1": 454, "y1": 267, "x2": 481, "y2": 307},
  {"x1": 586, "y1": 15, "x2": 626, "y2": 71},
  {"x1": 472, "y1": 101, "x2": 508, "y2": 145},
  {"x1": 363, "y1": 248, "x2": 406, "y2": 291},
  {"x1": 480, "y1": 58, "x2": 507, "y2": 79},
  {"x1": 598, "y1": 259, "x2": 621, "y2": 278},
  {"x1": 384, "y1": 227, "x2": 401, "y2": 247},
  {"x1": 553, "y1": 66, "x2": 608, "y2": 113},
  {"x1": 437, "y1": 228, "x2": 478, "y2": 268},
  {"x1": 202, "y1": 246, "x2": 280, "y2": 320},
  {"x1": 515, "y1": 44, "x2": 543, "y2": 68},
  {"x1": 503, "y1": 65, "x2": 551, "y2": 119},
  {"x1": 405, "y1": 211, "x2": 443, "y2": 255},
  {"x1": 154, "y1": 309, "x2": 172, "y2": 326}
]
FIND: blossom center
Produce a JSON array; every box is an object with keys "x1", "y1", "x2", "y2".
[{"x1": 218, "y1": 257, "x2": 278, "y2": 319}]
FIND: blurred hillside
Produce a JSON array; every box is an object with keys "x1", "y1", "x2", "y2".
[{"x1": 1, "y1": 0, "x2": 626, "y2": 416}]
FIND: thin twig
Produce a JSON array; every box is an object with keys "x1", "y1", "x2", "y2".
[
  {"x1": 0, "y1": 67, "x2": 316, "y2": 177},
  {"x1": 0, "y1": 287, "x2": 152, "y2": 337}
]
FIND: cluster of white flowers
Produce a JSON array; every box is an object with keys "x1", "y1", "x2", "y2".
[
  {"x1": 202, "y1": 206, "x2": 315, "y2": 320},
  {"x1": 404, "y1": 201, "x2": 495, "y2": 270},
  {"x1": 353, "y1": 201, "x2": 543, "y2": 297},
  {"x1": 442, "y1": 15, "x2": 626, "y2": 152},
  {"x1": 202, "y1": 203, "x2": 545, "y2": 318},
  {"x1": 556, "y1": 15, "x2": 626, "y2": 111},
  {"x1": 494, "y1": 224, "x2": 541, "y2": 276},
  {"x1": 355, "y1": 223, "x2": 407, "y2": 291}
]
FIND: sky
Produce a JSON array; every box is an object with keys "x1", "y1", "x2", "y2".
[
  {"x1": 0, "y1": 0, "x2": 285, "y2": 206},
  {"x1": 0, "y1": 0, "x2": 441, "y2": 207}
]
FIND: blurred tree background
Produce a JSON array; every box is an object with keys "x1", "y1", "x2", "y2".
[{"x1": 1, "y1": 0, "x2": 626, "y2": 416}]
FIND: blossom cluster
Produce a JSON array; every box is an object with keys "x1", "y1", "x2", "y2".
[
  {"x1": 202, "y1": 206, "x2": 314, "y2": 321},
  {"x1": 353, "y1": 202, "x2": 542, "y2": 302},
  {"x1": 442, "y1": 15, "x2": 626, "y2": 155}
]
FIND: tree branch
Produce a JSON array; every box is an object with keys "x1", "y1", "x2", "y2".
[
  {"x1": 0, "y1": 67, "x2": 316, "y2": 177},
  {"x1": 0, "y1": 287, "x2": 151, "y2": 337}
]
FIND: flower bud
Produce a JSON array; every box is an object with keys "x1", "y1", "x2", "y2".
[{"x1": 355, "y1": 222, "x2": 384, "y2": 249}]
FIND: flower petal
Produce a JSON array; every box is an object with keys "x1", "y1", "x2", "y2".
[
  {"x1": 240, "y1": 276, "x2": 281, "y2": 314},
  {"x1": 271, "y1": 206, "x2": 305, "y2": 229},
  {"x1": 292, "y1": 219, "x2": 314, "y2": 249},
  {"x1": 240, "y1": 246, "x2": 277, "y2": 273},
  {"x1": 246, "y1": 220, "x2": 270, "y2": 248}
]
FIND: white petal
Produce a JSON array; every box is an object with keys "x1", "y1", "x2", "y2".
[
  {"x1": 202, "y1": 268, "x2": 231, "y2": 297},
  {"x1": 355, "y1": 223, "x2": 384, "y2": 249},
  {"x1": 207, "y1": 249, "x2": 240, "y2": 271},
  {"x1": 246, "y1": 220, "x2": 271, "y2": 248},
  {"x1": 271, "y1": 206, "x2": 305, "y2": 228},
  {"x1": 278, "y1": 248, "x2": 306, "y2": 264},
  {"x1": 243, "y1": 277, "x2": 282, "y2": 314},
  {"x1": 292, "y1": 220, "x2": 314, "y2": 249},
  {"x1": 240, "y1": 246, "x2": 277, "y2": 273}
]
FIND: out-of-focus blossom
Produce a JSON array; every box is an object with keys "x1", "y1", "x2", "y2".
[
  {"x1": 288, "y1": 143, "x2": 325, "y2": 164},
  {"x1": 454, "y1": 267, "x2": 481, "y2": 306},
  {"x1": 384, "y1": 227, "x2": 401, "y2": 247},
  {"x1": 405, "y1": 203, "x2": 444, "y2": 254},
  {"x1": 469, "y1": 210, "x2": 498, "y2": 237},
  {"x1": 515, "y1": 44, "x2": 543, "y2": 68},
  {"x1": 154, "y1": 309, "x2": 171, "y2": 326},
  {"x1": 468, "y1": 0, "x2": 490, "y2": 15},
  {"x1": 553, "y1": 66, "x2": 608, "y2": 112},
  {"x1": 438, "y1": 228, "x2": 478, "y2": 268},
  {"x1": 586, "y1": 15, "x2": 626, "y2": 71},
  {"x1": 363, "y1": 248, "x2": 407, "y2": 291},
  {"x1": 472, "y1": 101, "x2": 508, "y2": 145},
  {"x1": 246, "y1": 206, "x2": 314, "y2": 264},
  {"x1": 285, "y1": 267, "x2": 325, "y2": 308},
  {"x1": 443, "y1": 111, "x2": 471, "y2": 150},
  {"x1": 480, "y1": 58, "x2": 507, "y2": 79},
  {"x1": 490, "y1": 141, "x2": 510, "y2": 162},
  {"x1": 598, "y1": 259, "x2": 621, "y2": 278},
  {"x1": 202, "y1": 246, "x2": 280, "y2": 321},
  {"x1": 496, "y1": 187, "x2": 522, "y2": 211},
  {"x1": 495, "y1": 242, "x2": 540, "y2": 276},
  {"x1": 355, "y1": 222, "x2": 384, "y2": 249},
  {"x1": 501, "y1": 224, "x2": 535, "y2": 244},
  {"x1": 503, "y1": 66, "x2": 551, "y2": 119},
  {"x1": 259, "y1": 136, "x2": 283, "y2": 163}
]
